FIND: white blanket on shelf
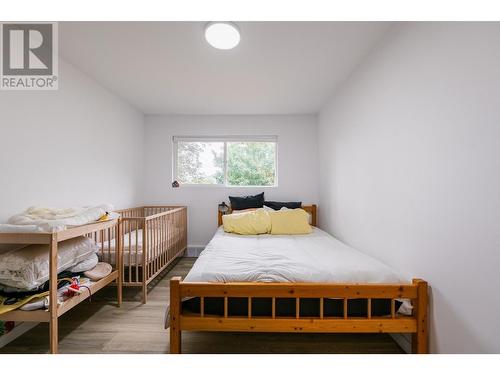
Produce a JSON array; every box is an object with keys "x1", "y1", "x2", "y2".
[
  {"x1": 1, "y1": 204, "x2": 116, "y2": 233},
  {"x1": 0, "y1": 236, "x2": 99, "y2": 290}
]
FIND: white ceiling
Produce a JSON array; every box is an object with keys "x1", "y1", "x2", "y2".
[{"x1": 59, "y1": 22, "x2": 391, "y2": 115}]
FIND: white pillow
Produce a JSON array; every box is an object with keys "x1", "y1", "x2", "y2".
[{"x1": 68, "y1": 253, "x2": 99, "y2": 273}]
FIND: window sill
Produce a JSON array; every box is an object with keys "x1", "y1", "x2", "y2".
[{"x1": 172, "y1": 184, "x2": 279, "y2": 189}]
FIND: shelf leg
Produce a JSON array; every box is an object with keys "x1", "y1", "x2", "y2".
[{"x1": 49, "y1": 234, "x2": 58, "y2": 354}]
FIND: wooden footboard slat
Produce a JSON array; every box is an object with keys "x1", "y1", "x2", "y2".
[
  {"x1": 179, "y1": 283, "x2": 418, "y2": 299},
  {"x1": 319, "y1": 297, "x2": 324, "y2": 319},
  {"x1": 180, "y1": 316, "x2": 417, "y2": 333}
]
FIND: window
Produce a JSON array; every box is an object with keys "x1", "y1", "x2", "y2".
[{"x1": 173, "y1": 136, "x2": 277, "y2": 187}]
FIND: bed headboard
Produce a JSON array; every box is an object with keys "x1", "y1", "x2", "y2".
[{"x1": 217, "y1": 204, "x2": 317, "y2": 227}]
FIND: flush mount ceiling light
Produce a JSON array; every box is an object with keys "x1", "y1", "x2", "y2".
[{"x1": 205, "y1": 22, "x2": 240, "y2": 50}]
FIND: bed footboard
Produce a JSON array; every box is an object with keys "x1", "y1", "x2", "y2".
[{"x1": 169, "y1": 277, "x2": 428, "y2": 354}]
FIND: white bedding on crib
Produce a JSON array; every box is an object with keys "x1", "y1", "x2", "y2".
[
  {"x1": 99, "y1": 228, "x2": 183, "y2": 266},
  {"x1": 100, "y1": 229, "x2": 144, "y2": 266}
]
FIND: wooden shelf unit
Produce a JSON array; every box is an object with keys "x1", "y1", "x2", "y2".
[{"x1": 0, "y1": 219, "x2": 123, "y2": 354}]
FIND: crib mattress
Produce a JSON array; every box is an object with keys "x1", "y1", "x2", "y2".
[{"x1": 99, "y1": 229, "x2": 183, "y2": 266}]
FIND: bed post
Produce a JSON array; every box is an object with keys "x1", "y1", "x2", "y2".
[
  {"x1": 412, "y1": 278, "x2": 428, "y2": 354},
  {"x1": 310, "y1": 204, "x2": 317, "y2": 227},
  {"x1": 170, "y1": 276, "x2": 182, "y2": 354},
  {"x1": 49, "y1": 233, "x2": 58, "y2": 354}
]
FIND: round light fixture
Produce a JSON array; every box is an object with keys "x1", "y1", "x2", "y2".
[{"x1": 205, "y1": 22, "x2": 240, "y2": 50}]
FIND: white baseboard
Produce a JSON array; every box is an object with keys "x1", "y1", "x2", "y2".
[
  {"x1": 0, "y1": 322, "x2": 38, "y2": 348},
  {"x1": 390, "y1": 333, "x2": 411, "y2": 353},
  {"x1": 185, "y1": 246, "x2": 204, "y2": 257}
]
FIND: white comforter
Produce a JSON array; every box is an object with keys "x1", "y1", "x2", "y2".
[
  {"x1": 0, "y1": 236, "x2": 98, "y2": 290},
  {"x1": 185, "y1": 227, "x2": 408, "y2": 284},
  {"x1": 1, "y1": 204, "x2": 116, "y2": 233}
]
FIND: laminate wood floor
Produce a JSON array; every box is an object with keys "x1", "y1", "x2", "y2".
[{"x1": 0, "y1": 257, "x2": 404, "y2": 354}]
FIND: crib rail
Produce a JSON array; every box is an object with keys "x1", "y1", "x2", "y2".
[
  {"x1": 116, "y1": 206, "x2": 187, "y2": 303},
  {"x1": 87, "y1": 222, "x2": 120, "y2": 266}
]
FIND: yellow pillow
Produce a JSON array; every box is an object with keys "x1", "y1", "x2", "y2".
[
  {"x1": 222, "y1": 208, "x2": 271, "y2": 235},
  {"x1": 269, "y1": 208, "x2": 312, "y2": 235}
]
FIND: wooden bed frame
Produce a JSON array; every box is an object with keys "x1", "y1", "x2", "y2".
[
  {"x1": 116, "y1": 206, "x2": 187, "y2": 303},
  {"x1": 0, "y1": 219, "x2": 122, "y2": 354},
  {"x1": 170, "y1": 204, "x2": 428, "y2": 354}
]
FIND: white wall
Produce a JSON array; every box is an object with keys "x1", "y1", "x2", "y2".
[
  {"x1": 318, "y1": 22, "x2": 500, "y2": 353},
  {"x1": 0, "y1": 59, "x2": 144, "y2": 222},
  {"x1": 141, "y1": 115, "x2": 319, "y2": 247}
]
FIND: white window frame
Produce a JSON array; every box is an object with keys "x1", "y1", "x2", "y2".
[{"x1": 173, "y1": 135, "x2": 278, "y2": 188}]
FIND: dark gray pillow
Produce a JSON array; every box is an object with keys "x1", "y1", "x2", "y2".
[
  {"x1": 264, "y1": 201, "x2": 302, "y2": 210},
  {"x1": 229, "y1": 192, "x2": 265, "y2": 210}
]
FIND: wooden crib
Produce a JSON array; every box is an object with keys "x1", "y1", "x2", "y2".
[{"x1": 113, "y1": 206, "x2": 187, "y2": 303}]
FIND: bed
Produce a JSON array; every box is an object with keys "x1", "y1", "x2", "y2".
[
  {"x1": 168, "y1": 204, "x2": 428, "y2": 354},
  {"x1": 114, "y1": 206, "x2": 187, "y2": 303}
]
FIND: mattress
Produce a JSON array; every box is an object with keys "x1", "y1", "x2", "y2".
[
  {"x1": 185, "y1": 227, "x2": 408, "y2": 284},
  {"x1": 99, "y1": 229, "x2": 144, "y2": 266},
  {"x1": 167, "y1": 227, "x2": 412, "y2": 325}
]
